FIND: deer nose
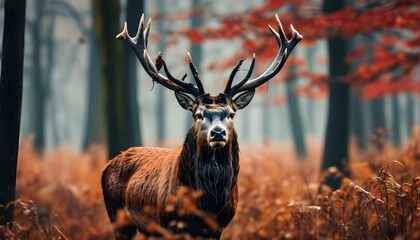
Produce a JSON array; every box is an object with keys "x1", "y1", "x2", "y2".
[{"x1": 210, "y1": 127, "x2": 226, "y2": 141}]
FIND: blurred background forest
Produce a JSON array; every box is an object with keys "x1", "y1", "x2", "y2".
[
  {"x1": 0, "y1": 0, "x2": 420, "y2": 239},
  {"x1": 0, "y1": 0, "x2": 418, "y2": 154}
]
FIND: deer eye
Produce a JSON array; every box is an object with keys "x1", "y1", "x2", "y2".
[
  {"x1": 228, "y1": 113, "x2": 235, "y2": 119},
  {"x1": 195, "y1": 113, "x2": 203, "y2": 120}
]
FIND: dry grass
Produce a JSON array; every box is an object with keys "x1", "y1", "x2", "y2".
[
  {"x1": 0, "y1": 135, "x2": 419, "y2": 239},
  {"x1": 1, "y1": 139, "x2": 113, "y2": 239}
]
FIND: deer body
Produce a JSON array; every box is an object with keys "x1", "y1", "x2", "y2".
[
  {"x1": 102, "y1": 130, "x2": 240, "y2": 237},
  {"x1": 102, "y1": 13, "x2": 302, "y2": 239}
]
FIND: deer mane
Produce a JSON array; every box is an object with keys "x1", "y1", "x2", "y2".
[{"x1": 178, "y1": 128, "x2": 240, "y2": 213}]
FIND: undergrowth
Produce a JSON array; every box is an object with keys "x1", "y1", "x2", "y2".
[{"x1": 0, "y1": 135, "x2": 419, "y2": 239}]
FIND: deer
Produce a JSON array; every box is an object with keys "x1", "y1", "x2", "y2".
[{"x1": 101, "y1": 13, "x2": 302, "y2": 239}]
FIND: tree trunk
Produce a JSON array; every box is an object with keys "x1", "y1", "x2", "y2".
[
  {"x1": 406, "y1": 93, "x2": 414, "y2": 138},
  {"x1": 186, "y1": 0, "x2": 202, "y2": 131},
  {"x1": 123, "y1": 0, "x2": 143, "y2": 147},
  {"x1": 0, "y1": 0, "x2": 26, "y2": 224},
  {"x1": 286, "y1": 65, "x2": 306, "y2": 159},
  {"x1": 45, "y1": 11, "x2": 59, "y2": 145},
  {"x1": 371, "y1": 97, "x2": 387, "y2": 142},
  {"x1": 366, "y1": 33, "x2": 387, "y2": 141},
  {"x1": 350, "y1": 94, "x2": 367, "y2": 149},
  {"x1": 391, "y1": 94, "x2": 401, "y2": 146},
  {"x1": 31, "y1": 0, "x2": 46, "y2": 150},
  {"x1": 321, "y1": 0, "x2": 350, "y2": 189},
  {"x1": 156, "y1": 0, "x2": 167, "y2": 145},
  {"x1": 82, "y1": 22, "x2": 104, "y2": 149},
  {"x1": 262, "y1": 94, "x2": 270, "y2": 143},
  {"x1": 93, "y1": 0, "x2": 140, "y2": 159},
  {"x1": 305, "y1": 44, "x2": 317, "y2": 135},
  {"x1": 371, "y1": 98, "x2": 385, "y2": 129}
]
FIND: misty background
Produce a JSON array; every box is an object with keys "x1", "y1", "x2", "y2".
[{"x1": 0, "y1": 0, "x2": 418, "y2": 154}]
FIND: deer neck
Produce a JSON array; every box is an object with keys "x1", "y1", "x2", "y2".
[{"x1": 178, "y1": 128, "x2": 240, "y2": 213}]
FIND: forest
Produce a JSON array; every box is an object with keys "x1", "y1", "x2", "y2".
[{"x1": 0, "y1": 0, "x2": 419, "y2": 239}]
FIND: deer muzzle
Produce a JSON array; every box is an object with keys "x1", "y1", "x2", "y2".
[{"x1": 208, "y1": 125, "x2": 228, "y2": 148}]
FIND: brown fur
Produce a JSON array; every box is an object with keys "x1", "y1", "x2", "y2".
[{"x1": 102, "y1": 126, "x2": 240, "y2": 238}]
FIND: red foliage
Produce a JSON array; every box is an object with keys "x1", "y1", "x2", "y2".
[
  {"x1": 243, "y1": 39, "x2": 258, "y2": 51},
  {"x1": 348, "y1": 46, "x2": 420, "y2": 84},
  {"x1": 184, "y1": 29, "x2": 203, "y2": 43},
  {"x1": 171, "y1": 0, "x2": 420, "y2": 99},
  {"x1": 179, "y1": 1, "x2": 419, "y2": 42},
  {"x1": 296, "y1": 70, "x2": 329, "y2": 99},
  {"x1": 362, "y1": 77, "x2": 420, "y2": 100},
  {"x1": 253, "y1": 0, "x2": 287, "y2": 15},
  {"x1": 345, "y1": 45, "x2": 367, "y2": 63},
  {"x1": 363, "y1": 80, "x2": 420, "y2": 99}
]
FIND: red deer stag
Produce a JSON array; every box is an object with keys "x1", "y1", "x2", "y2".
[{"x1": 102, "y1": 14, "x2": 302, "y2": 239}]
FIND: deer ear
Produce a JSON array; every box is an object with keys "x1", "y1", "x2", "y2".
[
  {"x1": 233, "y1": 89, "x2": 255, "y2": 110},
  {"x1": 175, "y1": 91, "x2": 196, "y2": 112}
]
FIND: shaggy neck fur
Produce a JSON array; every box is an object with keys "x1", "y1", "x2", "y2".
[{"x1": 178, "y1": 128, "x2": 240, "y2": 214}]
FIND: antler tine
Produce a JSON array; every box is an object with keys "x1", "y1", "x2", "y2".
[
  {"x1": 161, "y1": 58, "x2": 196, "y2": 90},
  {"x1": 223, "y1": 59, "x2": 244, "y2": 94},
  {"x1": 117, "y1": 14, "x2": 203, "y2": 97},
  {"x1": 187, "y1": 52, "x2": 205, "y2": 95},
  {"x1": 139, "y1": 17, "x2": 165, "y2": 76},
  {"x1": 274, "y1": 14, "x2": 287, "y2": 44},
  {"x1": 229, "y1": 14, "x2": 302, "y2": 97},
  {"x1": 144, "y1": 16, "x2": 151, "y2": 48},
  {"x1": 290, "y1": 24, "x2": 302, "y2": 46},
  {"x1": 229, "y1": 54, "x2": 255, "y2": 95}
]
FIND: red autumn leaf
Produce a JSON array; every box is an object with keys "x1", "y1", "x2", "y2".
[
  {"x1": 243, "y1": 39, "x2": 258, "y2": 51},
  {"x1": 188, "y1": 29, "x2": 203, "y2": 43}
]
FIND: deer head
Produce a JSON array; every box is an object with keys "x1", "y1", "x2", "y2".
[
  {"x1": 175, "y1": 91, "x2": 254, "y2": 149},
  {"x1": 117, "y1": 14, "x2": 302, "y2": 150}
]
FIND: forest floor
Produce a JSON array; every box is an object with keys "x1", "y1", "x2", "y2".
[{"x1": 1, "y1": 133, "x2": 420, "y2": 239}]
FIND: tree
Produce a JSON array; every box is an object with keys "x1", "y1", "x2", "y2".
[
  {"x1": 185, "y1": 0, "x2": 203, "y2": 132},
  {"x1": 123, "y1": 0, "x2": 143, "y2": 147},
  {"x1": 391, "y1": 94, "x2": 402, "y2": 146},
  {"x1": 305, "y1": 43, "x2": 318, "y2": 136},
  {"x1": 320, "y1": 0, "x2": 350, "y2": 189},
  {"x1": 155, "y1": 0, "x2": 167, "y2": 145},
  {"x1": 366, "y1": 34, "x2": 387, "y2": 146},
  {"x1": 350, "y1": 92, "x2": 367, "y2": 148},
  {"x1": 283, "y1": 3, "x2": 307, "y2": 158},
  {"x1": 29, "y1": 0, "x2": 46, "y2": 150},
  {"x1": 93, "y1": 0, "x2": 141, "y2": 159},
  {"x1": 82, "y1": 12, "x2": 103, "y2": 149},
  {"x1": 0, "y1": 0, "x2": 26, "y2": 224},
  {"x1": 286, "y1": 62, "x2": 306, "y2": 158}
]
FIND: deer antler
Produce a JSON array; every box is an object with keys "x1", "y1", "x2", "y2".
[
  {"x1": 117, "y1": 14, "x2": 206, "y2": 97},
  {"x1": 224, "y1": 14, "x2": 303, "y2": 97}
]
